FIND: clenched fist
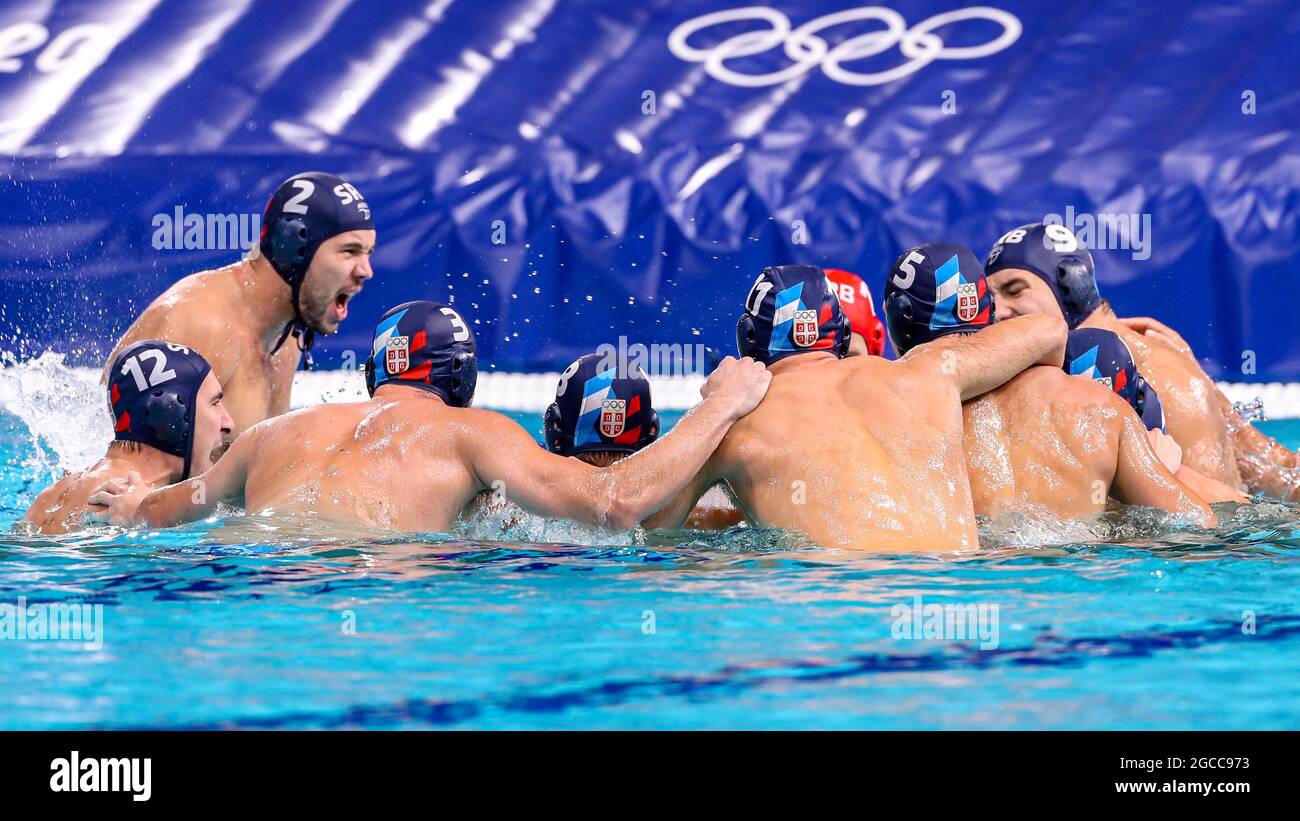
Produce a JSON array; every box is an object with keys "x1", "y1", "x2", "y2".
[{"x1": 700, "y1": 356, "x2": 772, "y2": 419}]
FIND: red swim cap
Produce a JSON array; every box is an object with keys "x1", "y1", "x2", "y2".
[{"x1": 824, "y1": 268, "x2": 886, "y2": 356}]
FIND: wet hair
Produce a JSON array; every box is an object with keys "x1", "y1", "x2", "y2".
[
  {"x1": 575, "y1": 451, "x2": 628, "y2": 468},
  {"x1": 106, "y1": 440, "x2": 147, "y2": 456}
]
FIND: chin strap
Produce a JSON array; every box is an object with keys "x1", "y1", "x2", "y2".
[
  {"x1": 270, "y1": 277, "x2": 316, "y2": 371},
  {"x1": 272, "y1": 320, "x2": 316, "y2": 370}
]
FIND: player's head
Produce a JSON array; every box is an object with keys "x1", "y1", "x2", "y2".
[
  {"x1": 882, "y1": 243, "x2": 993, "y2": 355},
  {"x1": 985, "y1": 223, "x2": 1101, "y2": 328},
  {"x1": 824, "y1": 267, "x2": 886, "y2": 357},
  {"x1": 736, "y1": 264, "x2": 851, "y2": 364},
  {"x1": 365, "y1": 301, "x2": 478, "y2": 407},
  {"x1": 544, "y1": 353, "x2": 660, "y2": 464},
  {"x1": 107, "y1": 341, "x2": 233, "y2": 478},
  {"x1": 258, "y1": 171, "x2": 376, "y2": 339},
  {"x1": 1063, "y1": 328, "x2": 1165, "y2": 432}
]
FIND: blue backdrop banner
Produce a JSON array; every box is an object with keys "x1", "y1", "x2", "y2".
[{"x1": 1, "y1": 0, "x2": 1297, "y2": 378}]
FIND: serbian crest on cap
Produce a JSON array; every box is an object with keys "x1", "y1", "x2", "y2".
[
  {"x1": 792, "y1": 309, "x2": 819, "y2": 347},
  {"x1": 956, "y1": 282, "x2": 979, "y2": 322},
  {"x1": 600, "y1": 399, "x2": 627, "y2": 437},
  {"x1": 386, "y1": 336, "x2": 410, "y2": 374}
]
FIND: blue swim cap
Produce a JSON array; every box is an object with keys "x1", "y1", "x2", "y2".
[
  {"x1": 736, "y1": 264, "x2": 850, "y2": 365},
  {"x1": 259, "y1": 171, "x2": 374, "y2": 357},
  {"x1": 883, "y1": 243, "x2": 993, "y2": 355},
  {"x1": 1139, "y1": 380, "x2": 1166, "y2": 433},
  {"x1": 108, "y1": 341, "x2": 213, "y2": 479},
  {"x1": 985, "y1": 223, "x2": 1101, "y2": 329},
  {"x1": 365, "y1": 301, "x2": 477, "y2": 406},
  {"x1": 1064, "y1": 328, "x2": 1165, "y2": 432},
  {"x1": 544, "y1": 353, "x2": 661, "y2": 457}
]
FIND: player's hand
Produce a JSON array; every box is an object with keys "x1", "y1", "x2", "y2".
[
  {"x1": 1120, "y1": 317, "x2": 1194, "y2": 359},
  {"x1": 701, "y1": 356, "x2": 772, "y2": 419},
  {"x1": 87, "y1": 471, "x2": 149, "y2": 527},
  {"x1": 1147, "y1": 429, "x2": 1184, "y2": 475}
]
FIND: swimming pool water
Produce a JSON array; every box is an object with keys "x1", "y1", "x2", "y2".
[{"x1": 2, "y1": 410, "x2": 1299, "y2": 730}]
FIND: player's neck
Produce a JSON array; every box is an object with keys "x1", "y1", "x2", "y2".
[
  {"x1": 371, "y1": 384, "x2": 449, "y2": 405},
  {"x1": 105, "y1": 446, "x2": 186, "y2": 486},
  {"x1": 1079, "y1": 302, "x2": 1116, "y2": 328},
  {"x1": 236, "y1": 256, "x2": 299, "y2": 345},
  {"x1": 767, "y1": 352, "x2": 835, "y2": 375}
]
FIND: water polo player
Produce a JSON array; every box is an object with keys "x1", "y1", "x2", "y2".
[
  {"x1": 105, "y1": 171, "x2": 376, "y2": 438},
  {"x1": 543, "y1": 352, "x2": 742, "y2": 530},
  {"x1": 1063, "y1": 328, "x2": 1246, "y2": 505},
  {"x1": 25, "y1": 341, "x2": 233, "y2": 534},
  {"x1": 984, "y1": 222, "x2": 1296, "y2": 497}
]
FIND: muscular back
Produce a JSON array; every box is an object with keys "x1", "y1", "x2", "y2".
[
  {"x1": 240, "y1": 400, "x2": 482, "y2": 532},
  {"x1": 964, "y1": 367, "x2": 1121, "y2": 519},
  {"x1": 1084, "y1": 316, "x2": 1241, "y2": 487},
  {"x1": 711, "y1": 353, "x2": 978, "y2": 552},
  {"x1": 107, "y1": 264, "x2": 299, "y2": 437}
]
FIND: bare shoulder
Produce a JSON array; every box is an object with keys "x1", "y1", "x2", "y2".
[
  {"x1": 121, "y1": 267, "x2": 244, "y2": 348},
  {"x1": 1032, "y1": 366, "x2": 1116, "y2": 407},
  {"x1": 879, "y1": 344, "x2": 958, "y2": 396},
  {"x1": 232, "y1": 409, "x2": 297, "y2": 453},
  {"x1": 453, "y1": 406, "x2": 530, "y2": 440},
  {"x1": 25, "y1": 472, "x2": 79, "y2": 522}
]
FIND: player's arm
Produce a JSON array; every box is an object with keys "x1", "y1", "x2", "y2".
[
  {"x1": 640, "y1": 468, "x2": 723, "y2": 531},
  {"x1": 1174, "y1": 465, "x2": 1250, "y2": 505},
  {"x1": 88, "y1": 426, "x2": 259, "y2": 528},
  {"x1": 1122, "y1": 317, "x2": 1299, "y2": 493},
  {"x1": 1208, "y1": 383, "x2": 1299, "y2": 497},
  {"x1": 464, "y1": 357, "x2": 770, "y2": 529},
  {"x1": 920, "y1": 314, "x2": 1067, "y2": 401},
  {"x1": 1111, "y1": 403, "x2": 1215, "y2": 526}
]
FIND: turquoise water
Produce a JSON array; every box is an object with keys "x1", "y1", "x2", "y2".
[{"x1": 2, "y1": 409, "x2": 1299, "y2": 730}]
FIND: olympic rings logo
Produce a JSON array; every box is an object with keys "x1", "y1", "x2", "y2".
[{"x1": 667, "y1": 5, "x2": 1022, "y2": 87}]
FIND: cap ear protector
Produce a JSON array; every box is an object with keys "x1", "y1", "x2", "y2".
[
  {"x1": 735, "y1": 264, "x2": 850, "y2": 364},
  {"x1": 1134, "y1": 373, "x2": 1167, "y2": 433},
  {"x1": 444, "y1": 348, "x2": 478, "y2": 407},
  {"x1": 544, "y1": 354, "x2": 661, "y2": 456},
  {"x1": 882, "y1": 289, "x2": 917, "y2": 353},
  {"x1": 108, "y1": 341, "x2": 214, "y2": 479},
  {"x1": 267, "y1": 216, "x2": 311, "y2": 284},
  {"x1": 985, "y1": 223, "x2": 1101, "y2": 329},
  {"x1": 543, "y1": 401, "x2": 564, "y2": 452}
]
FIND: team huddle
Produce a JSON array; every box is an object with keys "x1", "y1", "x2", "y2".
[{"x1": 22, "y1": 171, "x2": 1299, "y2": 551}]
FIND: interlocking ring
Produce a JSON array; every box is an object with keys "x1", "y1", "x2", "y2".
[{"x1": 667, "y1": 5, "x2": 1022, "y2": 87}]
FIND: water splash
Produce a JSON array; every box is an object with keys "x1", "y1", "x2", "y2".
[
  {"x1": 1231, "y1": 397, "x2": 1267, "y2": 426},
  {"x1": 455, "y1": 495, "x2": 645, "y2": 546},
  {"x1": 979, "y1": 506, "x2": 1110, "y2": 548},
  {"x1": 0, "y1": 351, "x2": 111, "y2": 479}
]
